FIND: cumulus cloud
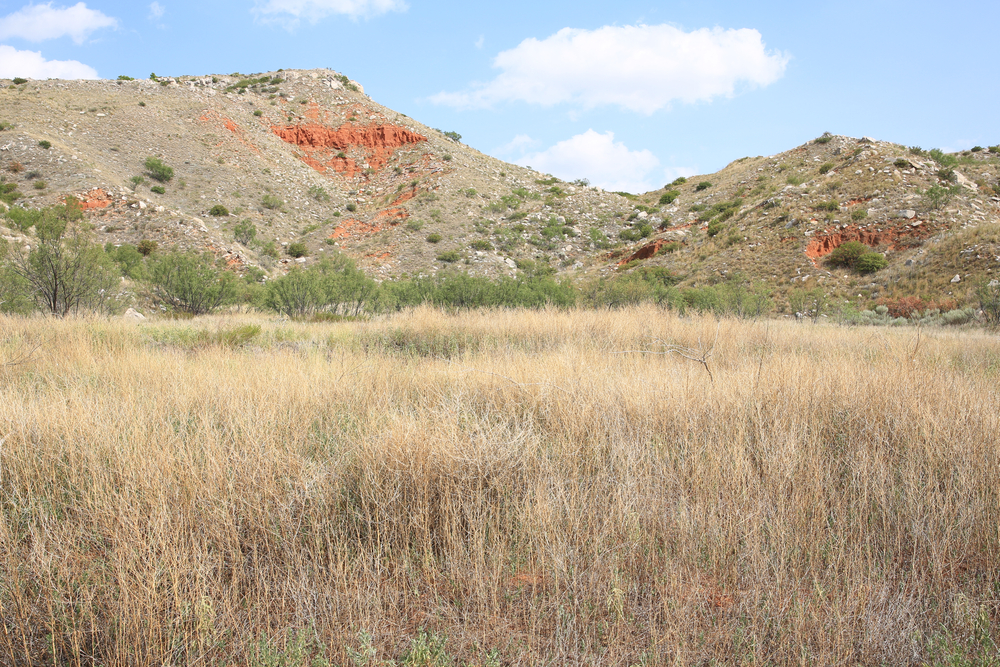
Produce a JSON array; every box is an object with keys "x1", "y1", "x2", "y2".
[
  {"x1": 432, "y1": 23, "x2": 789, "y2": 114},
  {"x1": 253, "y1": 0, "x2": 406, "y2": 24},
  {"x1": 149, "y1": 2, "x2": 165, "y2": 19},
  {"x1": 0, "y1": 3, "x2": 117, "y2": 44},
  {"x1": 514, "y1": 130, "x2": 672, "y2": 194},
  {"x1": 0, "y1": 44, "x2": 98, "y2": 79}
]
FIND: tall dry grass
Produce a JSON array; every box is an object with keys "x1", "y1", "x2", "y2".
[{"x1": 1, "y1": 307, "x2": 999, "y2": 665}]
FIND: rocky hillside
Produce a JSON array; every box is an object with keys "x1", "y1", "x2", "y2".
[{"x1": 1, "y1": 70, "x2": 998, "y2": 312}]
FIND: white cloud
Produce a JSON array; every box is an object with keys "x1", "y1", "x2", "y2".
[
  {"x1": 474, "y1": 34, "x2": 484, "y2": 49},
  {"x1": 253, "y1": 0, "x2": 406, "y2": 24},
  {"x1": 0, "y1": 3, "x2": 117, "y2": 44},
  {"x1": 0, "y1": 44, "x2": 98, "y2": 79},
  {"x1": 514, "y1": 129, "x2": 668, "y2": 193},
  {"x1": 432, "y1": 23, "x2": 789, "y2": 114},
  {"x1": 149, "y1": 2, "x2": 165, "y2": 19},
  {"x1": 494, "y1": 133, "x2": 537, "y2": 155}
]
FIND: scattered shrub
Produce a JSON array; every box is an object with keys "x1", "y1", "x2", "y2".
[
  {"x1": 144, "y1": 156, "x2": 174, "y2": 182},
  {"x1": 137, "y1": 239, "x2": 157, "y2": 256},
  {"x1": 406, "y1": 219, "x2": 424, "y2": 232},
  {"x1": 38, "y1": 140, "x2": 51, "y2": 150},
  {"x1": 253, "y1": 109, "x2": 263, "y2": 117},
  {"x1": 33, "y1": 180, "x2": 45, "y2": 190},
  {"x1": 0, "y1": 122, "x2": 13, "y2": 131},
  {"x1": 150, "y1": 185, "x2": 165, "y2": 195},
  {"x1": 442, "y1": 154, "x2": 453, "y2": 162},
  {"x1": 233, "y1": 221, "x2": 257, "y2": 249},
  {"x1": 658, "y1": 241, "x2": 681, "y2": 254},
  {"x1": 658, "y1": 190, "x2": 680, "y2": 206},
  {"x1": 814, "y1": 133, "x2": 833, "y2": 144},
  {"x1": 436, "y1": 250, "x2": 460, "y2": 263},
  {"x1": 814, "y1": 200, "x2": 839, "y2": 212},
  {"x1": 6, "y1": 162, "x2": 23, "y2": 174},
  {"x1": 826, "y1": 241, "x2": 868, "y2": 268},
  {"x1": 345, "y1": 203, "x2": 357, "y2": 213},
  {"x1": 261, "y1": 194, "x2": 282, "y2": 210},
  {"x1": 695, "y1": 181, "x2": 712, "y2": 191},
  {"x1": 12, "y1": 78, "x2": 27, "y2": 85},
  {"x1": 308, "y1": 185, "x2": 330, "y2": 202},
  {"x1": 443, "y1": 131, "x2": 461, "y2": 142},
  {"x1": 670, "y1": 176, "x2": 687, "y2": 186},
  {"x1": 117, "y1": 75, "x2": 134, "y2": 81},
  {"x1": 851, "y1": 208, "x2": 868, "y2": 221},
  {"x1": 287, "y1": 242, "x2": 307, "y2": 258},
  {"x1": 470, "y1": 240, "x2": 492, "y2": 251},
  {"x1": 936, "y1": 168, "x2": 956, "y2": 182},
  {"x1": 151, "y1": 251, "x2": 237, "y2": 315},
  {"x1": 209, "y1": 204, "x2": 229, "y2": 217},
  {"x1": 854, "y1": 252, "x2": 888, "y2": 274},
  {"x1": 818, "y1": 162, "x2": 834, "y2": 174},
  {"x1": 426, "y1": 233, "x2": 442, "y2": 244}
]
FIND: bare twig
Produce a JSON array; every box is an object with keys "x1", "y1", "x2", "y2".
[{"x1": 615, "y1": 323, "x2": 721, "y2": 384}]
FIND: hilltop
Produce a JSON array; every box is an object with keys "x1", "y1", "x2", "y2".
[{"x1": 1, "y1": 69, "x2": 998, "y2": 314}]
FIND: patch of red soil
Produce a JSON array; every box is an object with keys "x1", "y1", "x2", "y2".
[
  {"x1": 270, "y1": 122, "x2": 426, "y2": 178},
  {"x1": 200, "y1": 110, "x2": 260, "y2": 154},
  {"x1": 375, "y1": 207, "x2": 409, "y2": 222},
  {"x1": 391, "y1": 187, "x2": 419, "y2": 205},
  {"x1": 804, "y1": 222, "x2": 936, "y2": 261},
  {"x1": 75, "y1": 188, "x2": 111, "y2": 210},
  {"x1": 618, "y1": 238, "x2": 674, "y2": 266}
]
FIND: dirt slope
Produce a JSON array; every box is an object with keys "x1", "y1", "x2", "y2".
[{"x1": 1, "y1": 71, "x2": 998, "y2": 309}]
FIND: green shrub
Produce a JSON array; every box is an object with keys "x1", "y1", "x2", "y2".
[
  {"x1": 442, "y1": 154, "x2": 452, "y2": 162},
  {"x1": 151, "y1": 251, "x2": 237, "y2": 315},
  {"x1": 12, "y1": 78, "x2": 27, "y2": 85},
  {"x1": 436, "y1": 250, "x2": 460, "y2": 263},
  {"x1": 670, "y1": 176, "x2": 687, "y2": 186},
  {"x1": 261, "y1": 194, "x2": 282, "y2": 210},
  {"x1": 137, "y1": 239, "x2": 157, "y2": 256},
  {"x1": 936, "y1": 168, "x2": 956, "y2": 182},
  {"x1": 818, "y1": 162, "x2": 834, "y2": 174},
  {"x1": 589, "y1": 228, "x2": 612, "y2": 249},
  {"x1": 814, "y1": 200, "x2": 839, "y2": 212},
  {"x1": 287, "y1": 242, "x2": 307, "y2": 258},
  {"x1": 345, "y1": 203, "x2": 357, "y2": 212},
  {"x1": 426, "y1": 233, "x2": 442, "y2": 243},
  {"x1": 407, "y1": 219, "x2": 424, "y2": 231},
  {"x1": 851, "y1": 208, "x2": 868, "y2": 221},
  {"x1": 826, "y1": 241, "x2": 868, "y2": 268},
  {"x1": 209, "y1": 204, "x2": 229, "y2": 216},
  {"x1": 786, "y1": 174, "x2": 805, "y2": 186},
  {"x1": 658, "y1": 241, "x2": 681, "y2": 254},
  {"x1": 971, "y1": 146, "x2": 983, "y2": 152},
  {"x1": 150, "y1": 185, "x2": 165, "y2": 194},
  {"x1": 308, "y1": 185, "x2": 330, "y2": 202},
  {"x1": 658, "y1": 190, "x2": 680, "y2": 206},
  {"x1": 33, "y1": 180, "x2": 46, "y2": 190},
  {"x1": 814, "y1": 133, "x2": 833, "y2": 144},
  {"x1": 253, "y1": 109, "x2": 263, "y2": 117},
  {"x1": 443, "y1": 131, "x2": 461, "y2": 142},
  {"x1": 261, "y1": 241, "x2": 279, "y2": 258},
  {"x1": 38, "y1": 140, "x2": 51, "y2": 150},
  {"x1": 893, "y1": 158, "x2": 910, "y2": 169},
  {"x1": 929, "y1": 148, "x2": 958, "y2": 167},
  {"x1": 144, "y1": 156, "x2": 174, "y2": 182},
  {"x1": 695, "y1": 181, "x2": 712, "y2": 191},
  {"x1": 854, "y1": 252, "x2": 888, "y2": 274},
  {"x1": 0, "y1": 122, "x2": 13, "y2": 131},
  {"x1": 706, "y1": 221, "x2": 724, "y2": 237},
  {"x1": 117, "y1": 75, "x2": 134, "y2": 81},
  {"x1": 233, "y1": 220, "x2": 256, "y2": 245},
  {"x1": 470, "y1": 240, "x2": 492, "y2": 251},
  {"x1": 130, "y1": 175, "x2": 145, "y2": 188}
]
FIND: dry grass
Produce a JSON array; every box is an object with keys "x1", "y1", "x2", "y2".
[{"x1": 1, "y1": 307, "x2": 999, "y2": 666}]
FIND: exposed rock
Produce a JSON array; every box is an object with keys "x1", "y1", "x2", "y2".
[
  {"x1": 951, "y1": 275, "x2": 962, "y2": 283},
  {"x1": 123, "y1": 308, "x2": 145, "y2": 321}
]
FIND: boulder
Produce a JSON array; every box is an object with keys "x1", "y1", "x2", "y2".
[{"x1": 123, "y1": 308, "x2": 145, "y2": 321}]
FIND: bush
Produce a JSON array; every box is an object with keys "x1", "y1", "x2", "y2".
[
  {"x1": 851, "y1": 209, "x2": 868, "y2": 221},
  {"x1": 209, "y1": 204, "x2": 229, "y2": 217},
  {"x1": 470, "y1": 240, "x2": 492, "y2": 251},
  {"x1": 287, "y1": 242, "x2": 307, "y2": 258},
  {"x1": 695, "y1": 181, "x2": 712, "y2": 191},
  {"x1": 670, "y1": 176, "x2": 687, "y2": 186},
  {"x1": 117, "y1": 75, "x2": 134, "y2": 81},
  {"x1": 308, "y1": 185, "x2": 330, "y2": 202},
  {"x1": 38, "y1": 140, "x2": 51, "y2": 150},
  {"x1": 826, "y1": 241, "x2": 868, "y2": 268},
  {"x1": 426, "y1": 233, "x2": 442, "y2": 243},
  {"x1": 406, "y1": 219, "x2": 424, "y2": 231},
  {"x1": 818, "y1": 162, "x2": 834, "y2": 174},
  {"x1": 854, "y1": 252, "x2": 888, "y2": 274},
  {"x1": 144, "y1": 156, "x2": 174, "y2": 183},
  {"x1": 658, "y1": 190, "x2": 680, "y2": 206},
  {"x1": 12, "y1": 78, "x2": 27, "y2": 85},
  {"x1": 436, "y1": 250, "x2": 460, "y2": 263},
  {"x1": 151, "y1": 251, "x2": 237, "y2": 315},
  {"x1": 261, "y1": 194, "x2": 282, "y2": 210},
  {"x1": 150, "y1": 185, "x2": 165, "y2": 194},
  {"x1": 442, "y1": 154, "x2": 452, "y2": 162},
  {"x1": 443, "y1": 131, "x2": 461, "y2": 142},
  {"x1": 814, "y1": 201, "x2": 839, "y2": 212},
  {"x1": 936, "y1": 168, "x2": 956, "y2": 183},
  {"x1": 253, "y1": 109, "x2": 263, "y2": 117},
  {"x1": 33, "y1": 180, "x2": 45, "y2": 190},
  {"x1": 137, "y1": 239, "x2": 157, "y2": 256},
  {"x1": 233, "y1": 220, "x2": 256, "y2": 245},
  {"x1": 706, "y1": 221, "x2": 724, "y2": 237},
  {"x1": 976, "y1": 281, "x2": 1000, "y2": 326},
  {"x1": 345, "y1": 203, "x2": 357, "y2": 213},
  {"x1": 814, "y1": 133, "x2": 833, "y2": 144},
  {"x1": 0, "y1": 122, "x2": 13, "y2": 131}
]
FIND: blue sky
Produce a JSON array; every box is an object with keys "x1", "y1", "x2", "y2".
[{"x1": 1, "y1": 0, "x2": 997, "y2": 192}]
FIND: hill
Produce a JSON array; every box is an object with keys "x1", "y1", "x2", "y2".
[{"x1": 1, "y1": 70, "x2": 998, "y2": 314}]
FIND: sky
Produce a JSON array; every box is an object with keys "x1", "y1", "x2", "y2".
[{"x1": 0, "y1": 0, "x2": 998, "y2": 193}]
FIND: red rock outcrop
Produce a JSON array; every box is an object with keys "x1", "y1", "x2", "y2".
[
  {"x1": 75, "y1": 188, "x2": 111, "y2": 210},
  {"x1": 271, "y1": 123, "x2": 426, "y2": 177},
  {"x1": 804, "y1": 222, "x2": 936, "y2": 260}
]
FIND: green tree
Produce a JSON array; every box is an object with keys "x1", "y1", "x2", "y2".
[
  {"x1": 151, "y1": 250, "x2": 236, "y2": 314},
  {"x1": 144, "y1": 156, "x2": 174, "y2": 183},
  {"x1": 2, "y1": 206, "x2": 117, "y2": 316}
]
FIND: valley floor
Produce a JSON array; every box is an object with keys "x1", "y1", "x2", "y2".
[{"x1": 1, "y1": 307, "x2": 998, "y2": 665}]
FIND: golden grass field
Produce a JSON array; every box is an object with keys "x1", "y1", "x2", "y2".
[{"x1": 1, "y1": 307, "x2": 999, "y2": 666}]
